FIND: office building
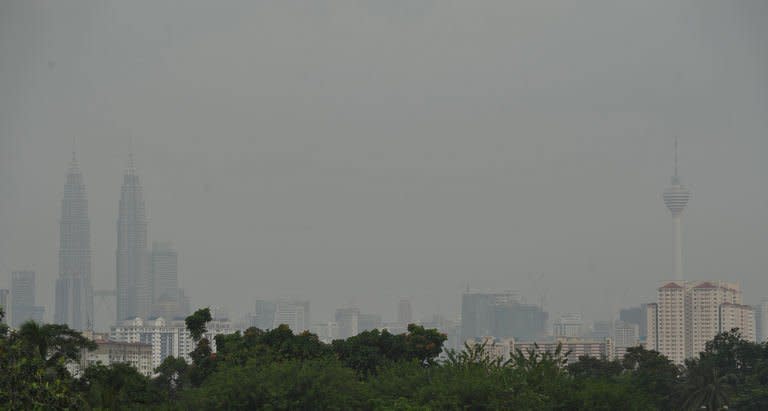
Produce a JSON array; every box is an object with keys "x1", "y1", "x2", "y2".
[
  {"x1": 614, "y1": 320, "x2": 640, "y2": 358},
  {"x1": 273, "y1": 299, "x2": 310, "y2": 332},
  {"x1": 250, "y1": 300, "x2": 277, "y2": 330},
  {"x1": 55, "y1": 152, "x2": 94, "y2": 330},
  {"x1": 756, "y1": 299, "x2": 768, "y2": 342},
  {"x1": 553, "y1": 313, "x2": 583, "y2": 337},
  {"x1": 0, "y1": 289, "x2": 8, "y2": 322},
  {"x1": 149, "y1": 242, "x2": 188, "y2": 320},
  {"x1": 335, "y1": 307, "x2": 359, "y2": 339},
  {"x1": 311, "y1": 322, "x2": 339, "y2": 343},
  {"x1": 116, "y1": 154, "x2": 150, "y2": 321},
  {"x1": 397, "y1": 298, "x2": 412, "y2": 325},
  {"x1": 358, "y1": 313, "x2": 382, "y2": 332},
  {"x1": 619, "y1": 305, "x2": 648, "y2": 340},
  {"x1": 462, "y1": 290, "x2": 546, "y2": 341},
  {"x1": 591, "y1": 320, "x2": 614, "y2": 339},
  {"x1": 11, "y1": 270, "x2": 44, "y2": 327}
]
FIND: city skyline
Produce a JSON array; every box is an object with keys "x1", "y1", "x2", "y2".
[{"x1": 1, "y1": 1, "x2": 766, "y2": 326}]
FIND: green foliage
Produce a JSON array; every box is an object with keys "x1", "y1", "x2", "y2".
[
  {"x1": 5, "y1": 306, "x2": 768, "y2": 410},
  {"x1": 185, "y1": 307, "x2": 212, "y2": 341},
  {"x1": 181, "y1": 358, "x2": 369, "y2": 410},
  {"x1": 331, "y1": 324, "x2": 447, "y2": 377},
  {"x1": 79, "y1": 363, "x2": 161, "y2": 409}
]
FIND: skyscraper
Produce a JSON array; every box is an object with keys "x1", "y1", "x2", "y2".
[
  {"x1": 461, "y1": 290, "x2": 546, "y2": 341},
  {"x1": 662, "y1": 138, "x2": 692, "y2": 281},
  {"x1": 0, "y1": 289, "x2": 8, "y2": 323},
  {"x1": 151, "y1": 242, "x2": 177, "y2": 303},
  {"x1": 11, "y1": 270, "x2": 44, "y2": 328},
  {"x1": 55, "y1": 152, "x2": 94, "y2": 330},
  {"x1": 116, "y1": 154, "x2": 150, "y2": 321},
  {"x1": 149, "y1": 242, "x2": 189, "y2": 320},
  {"x1": 397, "y1": 298, "x2": 412, "y2": 325}
]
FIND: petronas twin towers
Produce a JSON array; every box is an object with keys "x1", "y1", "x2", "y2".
[
  {"x1": 55, "y1": 151, "x2": 153, "y2": 330},
  {"x1": 54, "y1": 153, "x2": 94, "y2": 330}
]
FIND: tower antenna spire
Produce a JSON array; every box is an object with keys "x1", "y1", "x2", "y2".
[
  {"x1": 674, "y1": 136, "x2": 678, "y2": 178},
  {"x1": 127, "y1": 135, "x2": 136, "y2": 174}
]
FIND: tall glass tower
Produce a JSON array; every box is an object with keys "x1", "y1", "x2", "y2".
[
  {"x1": 55, "y1": 152, "x2": 94, "y2": 330},
  {"x1": 116, "y1": 154, "x2": 150, "y2": 321}
]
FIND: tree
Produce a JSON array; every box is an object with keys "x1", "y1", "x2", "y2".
[
  {"x1": 79, "y1": 363, "x2": 161, "y2": 409},
  {"x1": 182, "y1": 358, "x2": 369, "y2": 410},
  {"x1": 153, "y1": 356, "x2": 189, "y2": 402},
  {"x1": 622, "y1": 346, "x2": 681, "y2": 409},
  {"x1": 185, "y1": 307, "x2": 212, "y2": 341},
  {"x1": 680, "y1": 359, "x2": 736, "y2": 411},
  {"x1": 332, "y1": 325, "x2": 446, "y2": 377}
]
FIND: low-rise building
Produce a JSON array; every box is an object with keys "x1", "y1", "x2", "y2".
[{"x1": 81, "y1": 339, "x2": 153, "y2": 376}]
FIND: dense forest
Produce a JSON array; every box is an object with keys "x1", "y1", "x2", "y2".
[{"x1": 2, "y1": 307, "x2": 767, "y2": 410}]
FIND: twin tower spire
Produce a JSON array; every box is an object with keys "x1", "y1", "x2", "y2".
[{"x1": 55, "y1": 145, "x2": 149, "y2": 330}]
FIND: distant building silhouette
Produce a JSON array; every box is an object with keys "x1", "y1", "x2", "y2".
[
  {"x1": 461, "y1": 290, "x2": 546, "y2": 341},
  {"x1": 116, "y1": 153, "x2": 150, "y2": 321},
  {"x1": 553, "y1": 313, "x2": 583, "y2": 337},
  {"x1": 0, "y1": 289, "x2": 8, "y2": 322},
  {"x1": 273, "y1": 299, "x2": 310, "y2": 332},
  {"x1": 149, "y1": 242, "x2": 189, "y2": 320},
  {"x1": 55, "y1": 152, "x2": 94, "y2": 330},
  {"x1": 250, "y1": 300, "x2": 277, "y2": 330},
  {"x1": 11, "y1": 270, "x2": 44, "y2": 327},
  {"x1": 358, "y1": 313, "x2": 382, "y2": 332},
  {"x1": 619, "y1": 305, "x2": 648, "y2": 340},
  {"x1": 397, "y1": 298, "x2": 412, "y2": 325},
  {"x1": 756, "y1": 298, "x2": 768, "y2": 342},
  {"x1": 335, "y1": 307, "x2": 360, "y2": 339}
]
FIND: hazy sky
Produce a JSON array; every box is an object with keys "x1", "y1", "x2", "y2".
[{"x1": 1, "y1": 1, "x2": 766, "y2": 327}]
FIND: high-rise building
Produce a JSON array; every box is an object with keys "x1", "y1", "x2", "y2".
[
  {"x1": 591, "y1": 320, "x2": 614, "y2": 340},
  {"x1": 55, "y1": 152, "x2": 94, "y2": 330},
  {"x1": 647, "y1": 281, "x2": 755, "y2": 364},
  {"x1": 756, "y1": 298, "x2": 768, "y2": 342},
  {"x1": 273, "y1": 299, "x2": 310, "y2": 332},
  {"x1": 461, "y1": 290, "x2": 519, "y2": 341},
  {"x1": 116, "y1": 154, "x2": 150, "y2": 321},
  {"x1": 619, "y1": 305, "x2": 648, "y2": 340},
  {"x1": 553, "y1": 313, "x2": 583, "y2": 337},
  {"x1": 614, "y1": 320, "x2": 640, "y2": 358},
  {"x1": 250, "y1": 300, "x2": 277, "y2": 330},
  {"x1": 335, "y1": 307, "x2": 359, "y2": 339},
  {"x1": 461, "y1": 290, "x2": 546, "y2": 341},
  {"x1": 358, "y1": 313, "x2": 382, "y2": 332},
  {"x1": 0, "y1": 289, "x2": 8, "y2": 323},
  {"x1": 151, "y1": 242, "x2": 177, "y2": 303},
  {"x1": 149, "y1": 242, "x2": 188, "y2": 320},
  {"x1": 397, "y1": 298, "x2": 412, "y2": 325},
  {"x1": 662, "y1": 138, "x2": 692, "y2": 281},
  {"x1": 11, "y1": 270, "x2": 44, "y2": 328}
]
